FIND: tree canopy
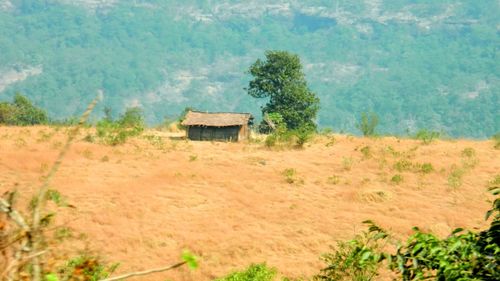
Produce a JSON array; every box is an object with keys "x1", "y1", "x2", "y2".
[
  {"x1": 247, "y1": 51, "x2": 319, "y2": 132},
  {"x1": 0, "y1": 93, "x2": 48, "y2": 125}
]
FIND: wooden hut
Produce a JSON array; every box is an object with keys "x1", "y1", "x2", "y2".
[{"x1": 181, "y1": 111, "x2": 253, "y2": 142}]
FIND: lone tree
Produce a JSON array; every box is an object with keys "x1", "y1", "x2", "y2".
[{"x1": 247, "y1": 51, "x2": 319, "y2": 132}]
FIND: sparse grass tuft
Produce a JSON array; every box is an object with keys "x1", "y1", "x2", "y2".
[
  {"x1": 82, "y1": 149, "x2": 93, "y2": 159},
  {"x1": 342, "y1": 157, "x2": 353, "y2": 171},
  {"x1": 359, "y1": 189, "x2": 392, "y2": 203},
  {"x1": 448, "y1": 165, "x2": 465, "y2": 189},
  {"x1": 461, "y1": 147, "x2": 476, "y2": 158},
  {"x1": 420, "y1": 163, "x2": 434, "y2": 174},
  {"x1": 488, "y1": 175, "x2": 500, "y2": 189},
  {"x1": 144, "y1": 135, "x2": 166, "y2": 150},
  {"x1": 391, "y1": 174, "x2": 404, "y2": 184},
  {"x1": 414, "y1": 129, "x2": 440, "y2": 144},
  {"x1": 360, "y1": 146, "x2": 372, "y2": 159},
  {"x1": 83, "y1": 134, "x2": 96, "y2": 143},
  {"x1": 327, "y1": 175, "x2": 341, "y2": 185},
  {"x1": 394, "y1": 159, "x2": 412, "y2": 172},
  {"x1": 282, "y1": 168, "x2": 304, "y2": 185},
  {"x1": 325, "y1": 135, "x2": 336, "y2": 147},
  {"x1": 460, "y1": 147, "x2": 478, "y2": 170}
]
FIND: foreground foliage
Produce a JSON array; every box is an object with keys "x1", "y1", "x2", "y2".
[
  {"x1": 214, "y1": 264, "x2": 277, "y2": 281},
  {"x1": 316, "y1": 185, "x2": 500, "y2": 281},
  {"x1": 315, "y1": 225, "x2": 386, "y2": 281}
]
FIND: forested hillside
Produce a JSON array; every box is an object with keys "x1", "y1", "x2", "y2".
[{"x1": 0, "y1": 0, "x2": 498, "y2": 137}]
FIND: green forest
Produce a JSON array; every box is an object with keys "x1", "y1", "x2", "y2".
[{"x1": 0, "y1": 0, "x2": 498, "y2": 138}]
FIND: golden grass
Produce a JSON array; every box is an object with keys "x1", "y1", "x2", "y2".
[{"x1": 0, "y1": 127, "x2": 498, "y2": 280}]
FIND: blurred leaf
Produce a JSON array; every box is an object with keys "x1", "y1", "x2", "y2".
[{"x1": 182, "y1": 250, "x2": 198, "y2": 270}]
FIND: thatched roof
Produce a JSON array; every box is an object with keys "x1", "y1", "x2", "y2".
[{"x1": 181, "y1": 111, "x2": 253, "y2": 127}]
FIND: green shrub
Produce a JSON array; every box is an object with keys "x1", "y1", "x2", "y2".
[
  {"x1": 96, "y1": 107, "x2": 144, "y2": 145},
  {"x1": 56, "y1": 255, "x2": 119, "y2": 281},
  {"x1": 0, "y1": 93, "x2": 48, "y2": 125},
  {"x1": 291, "y1": 128, "x2": 313, "y2": 148},
  {"x1": 342, "y1": 157, "x2": 353, "y2": 171},
  {"x1": 214, "y1": 264, "x2": 276, "y2": 281},
  {"x1": 393, "y1": 159, "x2": 412, "y2": 172},
  {"x1": 414, "y1": 129, "x2": 440, "y2": 144},
  {"x1": 391, "y1": 174, "x2": 403, "y2": 184},
  {"x1": 264, "y1": 113, "x2": 314, "y2": 149},
  {"x1": 327, "y1": 175, "x2": 341, "y2": 185},
  {"x1": 461, "y1": 147, "x2": 476, "y2": 158},
  {"x1": 282, "y1": 168, "x2": 303, "y2": 185},
  {"x1": 360, "y1": 146, "x2": 371, "y2": 159},
  {"x1": 419, "y1": 163, "x2": 434, "y2": 174},
  {"x1": 316, "y1": 189, "x2": 500, "y2": 281},
  {"x1": 315, "y1": 223, "x2": 386, "y2": 281},
  {"x1": 448, "y1": 166, "x2": 465, "y2": 188},
  {"x1": 356, "y1": 112, "x2": 379, "y2": 137}
]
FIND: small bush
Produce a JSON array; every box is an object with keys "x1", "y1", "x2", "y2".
[
  {"x1": 360, "y1": 146, "x2": 371, "y2": 159},
  {"x1": 214, "y1": 264, "x2": 276, "y2": 281},
  {"x1": 420, "y1": 163, "x2": 434, "y2": 174},
  {"x1": 327, "y1": 175, "x2": 341, "y2": 185},
  {"x1": 325, "y1": 135, "x2": 336, "y2": 147},
  {"x1": 393, "y1": 159, "x2": 412, "y2": 172},
  {"x1": 315, "y1": 223, "x2": 385, "y2": 281},
  {"x1": 356, "y1": 112, "x2": 379, "y2": 137},
  {"x1": 291, "y1": 127, "x2": 313, "y2": 148},
  {"x1": 461, "y1": 147, "x2": 476, "y2": 158},
  {"x1": 0, "y1": 93, "x2": 48, "y2": 125},
  {"x1": 264, "y1": 117, "x2": 314, "y2": 149},
  {"x1": 448, "y1": 166, "x2": 465, "y2": 189},
  {"x1": 460, "y1": 147, "x2": 478, "y2": 170},
  {"x1": 96, "y1": 107, "x2": 144, "y2": 145},
  {"x1": 414, "y1": 129, "x2": 440, "y2": 144},
  {"x1": 391, "y1": 174, "x2": 404, "y2": 184},
  {"x1": 282, "y1": 168, "x2": 303, "y2": 185},
  {"x1": 342, "y1": 157, "x2": 353, "y2": 171}
]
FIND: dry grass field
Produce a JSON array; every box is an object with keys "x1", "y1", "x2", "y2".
[{"x1": 0, "y1": 126, "x2": 498, "y2": 280}]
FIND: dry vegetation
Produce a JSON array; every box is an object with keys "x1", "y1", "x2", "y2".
[{"x1": 0, "y1": 126, "x2": 498, "y2": 280}]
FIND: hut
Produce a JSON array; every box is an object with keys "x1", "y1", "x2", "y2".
[{"x1": 181, "y1": 111, "x2": 253, "y2": 142}]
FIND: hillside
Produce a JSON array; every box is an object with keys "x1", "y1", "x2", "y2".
[
  {"x1": 0, "y1": 0, "x2": 499, "y2": 137},
  {"x1": 0, "y1": 126, "x2": 498, "y2": 280}
]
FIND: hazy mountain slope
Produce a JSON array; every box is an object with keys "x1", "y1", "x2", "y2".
[{"x1": 0, "y1": 0, "x2": 498, "y2": 137}]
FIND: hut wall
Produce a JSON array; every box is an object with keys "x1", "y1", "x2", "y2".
[
  {"x1": 238, "y1": 124, "x2": 250, "y2": 140},
  {"x1": 187, "y1": 126, "x2": 241, "y2": 141}
]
